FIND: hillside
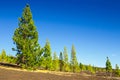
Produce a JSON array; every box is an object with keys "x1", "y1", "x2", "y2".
[{"x1": 0, "y1": 66, "x2": 119, "y2": 80}]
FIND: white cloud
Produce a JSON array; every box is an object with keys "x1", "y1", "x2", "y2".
[{"x1": 111, "y1": 54, "x2": 117, "y2": 57}]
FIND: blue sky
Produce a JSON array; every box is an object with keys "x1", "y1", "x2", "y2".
[{"x1": 0, "y1": 0, "x2": 120, "y2": 68}]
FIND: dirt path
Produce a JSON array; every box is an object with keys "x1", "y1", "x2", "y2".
[{"x1": 0, "y1": 66, "x2": 119, "y2": 80}]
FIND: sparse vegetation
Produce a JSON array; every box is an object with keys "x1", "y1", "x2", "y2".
[
  {"x1": 0, "y1": 49, "x2": 16, "y2": 64},
  {"x1": 0, "y1": 3, "x2": 120, "y2": 80},
  {"x1": 106, "y1": 57, "x2": 112, "y2": 77},
  {"x1": 115, "y1": 64, "x2": 120, "y2": 77}
]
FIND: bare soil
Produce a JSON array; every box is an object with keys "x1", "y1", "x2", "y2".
[{"x1": 0, "y1": 66, "x2": 119, "y2": 80}]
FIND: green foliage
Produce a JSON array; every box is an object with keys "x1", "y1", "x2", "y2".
[
  {"x1": 88, "y1": 64, "x2": 95, "y2": 74},
  {"x1": 70, "y1": 45, "x2": 79, "y2": 72},
  {"x1": 43, "y1": 40, "x2": 52, "y2": 70},
  {"x1": 7, "y1": 55, "x2": 16, "y2": 64},
  {"x1": 79, "y1": 63, "x2": 86, "y2": 71},
  {"x1": 3, "y1": 4, "x2": 119, "y2": 74},
  {"x1": 115, "y1": 64, "x2": 120, "y2": 77},
  {"x1": 106, "y1": 57, "x2": 112, "y2": 73},
  {"x1": 59, "y1": 52, "x2": 64, "y2": 71},
  {"x1": 63, "y1": 47, "x2": 70, "y2": 72},
  {"x1": 53, "y1": 52, "x2": 59, "y2": 71},
  {"x1": 0, "y1": 50, "x2": 16, "y2": 64},
  {"x1": 0, "y1": 49, "x2": 7, "y2": 62},
  {"x1": 34, "y1": 47, "x2": 44, "y2": 68},
  {"x1": 12, "y1": 4, "x2": 40, "y2": 68}
]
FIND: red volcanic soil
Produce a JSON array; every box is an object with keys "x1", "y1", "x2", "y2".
[{"x1": 0, "y1": 66, "x2": 119, "y2": 80}]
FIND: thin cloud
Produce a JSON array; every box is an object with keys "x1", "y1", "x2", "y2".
[{"x1": 111, "y1": 54, "x2": 117, "y2": 57}]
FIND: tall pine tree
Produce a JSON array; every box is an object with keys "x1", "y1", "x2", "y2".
[
  {"x1": 53, "y1": 52, "x2": 59, "y2": 71},
  {"x1": 12, "y1": 4, "x2": 40, "y2": 68},
  {"x1": 70, "y1": 45, "x2": 78, "y2": 72},
  {"x1": 106, "y1": 57, "x2": 112, "y2": 76},
  {"x1": 43, "y1": 39, "x2": 52, "y2": 70},
  {"x1": 59, "y1": 52, "x2": 64, "y2": 71},
  {"x1": 0, "y1": 49, "x2": 7, "y2": 62},
  {"x1": 63, "y1": 47, "x2": 69, "y2": 72}
]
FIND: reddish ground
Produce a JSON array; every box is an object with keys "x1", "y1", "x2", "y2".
[{"x1": 0, "y1": 66, "x2": 119, "y2": 80}]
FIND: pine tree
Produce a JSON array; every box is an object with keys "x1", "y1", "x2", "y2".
[
  {"x1": 53, "y1": 52, "x2": 59, "y2": 71},
  {"x1": 0, "y1": 49, "x2": 7, "y2": 62},
  {"x1": 115, "y1": 64, "x2": 120, "y2": 77},
  {"x1": 70, "y1": 45, "x2": 78, "y2": 72},
  {"x1": 35, "y1": 47, "x2": 44, "y2": 68},
  {"x1": 59, "y1": 52, "x2": 64, "y2": 71},
  {"x1": 43, "y1": 39, "x2": 52, "y2": 70},
  {"x1": 79, "y1": 63, "x2": 86, "y2": 71},
  {"x1": 12, "y1": 4, "x2": 40, "y2": 68},
  {"x1": 79, "y1": 63, "x2": 83, "y2": 71},
  {"x1": 106, "y1": 57, "x2": 112, "y2": 76},
  {"x1": 63, "y1": 47, "x2": 69, "y2": 72}
]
